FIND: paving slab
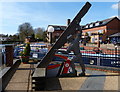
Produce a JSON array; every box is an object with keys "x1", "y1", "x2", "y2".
[
  {"x1": 59, "y1": 77, "x2": 87, "y2": 90},
  {"x1": 4, "y1": 63, "x2": 120, "y2": 91},
  {"x1": 104, "y1": 72, "x2": 120, "y2": 90},
  {"x1": 45, "y1": 76, "x2": 88, "y2": 90},
  {"x1": 5, "y1": 63, "x2": 32, "y2": 91},
  {"x1": 80, "y1": 70, "x2": 106, "y2": 90}
]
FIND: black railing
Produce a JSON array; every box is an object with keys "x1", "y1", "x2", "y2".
[{"x1": 13, "y1": 45, "x2": 120, "y2": 68}]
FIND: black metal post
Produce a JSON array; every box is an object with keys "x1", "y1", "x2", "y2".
[{"x1": 50, "y1": 32, "x2": 52, "y2": 45}]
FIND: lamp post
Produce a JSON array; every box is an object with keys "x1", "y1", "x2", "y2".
[{"x1": 48, "y1": 26, "x2": 54, "y2": 45}]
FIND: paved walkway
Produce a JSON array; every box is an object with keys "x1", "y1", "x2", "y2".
[
  {"x1": 80, "y1": 70, "x2": 106, "y2": 90},
  {"x1": 5, "y1": 63, "x2": 120, "y2": 91},
  {"x1": 77, "y1": 68, "x2": 120, "y2": 90},
  {"x1": 5, "y1": 63, "x2": 33, "y2": 91}
]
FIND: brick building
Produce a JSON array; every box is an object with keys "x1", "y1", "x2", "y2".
[
  {"x1": 46, "y1": 25, "x2": 67, "y2": 43},
  {"x1": 46, "y1": 17, "x2": 120, "y2": 43},
  {"x1": 82, "y1": 17, "x2": 120, "y2": 43},
  {"x1": 46, "y1": 19, "x2": 70, "y2": 43}
]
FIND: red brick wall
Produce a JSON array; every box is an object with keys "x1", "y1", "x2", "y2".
[
  {"x1": 102, "y1": 18, "x2": 120, "y2": 41},
  {"x1": 82, "y1": 18, "x2": 120, "y2": 42},
  {"x1": 83, "y1": 26, "x2": 106, "y2": 33},
  {"x1": 52, "y1": 30, "x2": 63, "y2": 38},
  {"x1": 107, "y1": 18, "x2": 120, "y2": 31},
  {"x1": 52, "y1": 30, "x2": 64, "y2": 42}
]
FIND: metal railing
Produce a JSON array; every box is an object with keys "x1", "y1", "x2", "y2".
[{"x1": 13, "y1": 44, "x2": 120, "y2": 68}]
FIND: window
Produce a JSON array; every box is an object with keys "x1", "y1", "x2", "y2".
[
  {"x1": 91, "y1": 33, "x2": 97, "y2": 35},
  {"x1": 82, "y1": 26, "x2": 85, "y2": 29},
  {"x1": 90, "y1": 24, "x2": 93, "y2": 27},
  {"x1": 88, "y1": 32, "x2": 91, "y2": 36},
  {"x1": 95, "y1": 22, "x2": 99, "y2": 26},
  {"x1": 98, "y1": 30, "x2": 103, "y2": 33},
  {"x1": 56, "y1": 28, "x2": 60, "y2": 30},
  {"x1": 99, "y1": 22, "x2": 103, "y2": 25},
  {"x1": 85, "y1": 25, "x2": 89, "y2": 28}
]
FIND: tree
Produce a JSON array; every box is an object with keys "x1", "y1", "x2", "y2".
[
  {"x1": 18, "y1": 22, "x2": 34, "y2": 41},
  {"x1": 7, "y1": 34, "x2": 19, "y2": 41},
  {"x1": 34, "y1": 27, "x2": 44, "y2": 41},
  {"x1": 31, "y1": 34, "x2": 35, "y2": 41},
  {"x1": 42, "y1": 31, "x2": 47, "y2": 42}
]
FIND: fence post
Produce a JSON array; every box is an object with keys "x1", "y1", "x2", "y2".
[{"x1": 97, "y1": 57, "x2": 101, "y2": 66}]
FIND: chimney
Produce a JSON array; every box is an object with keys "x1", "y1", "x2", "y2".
[{"x1": 67, "y1": 19, "x2": 71, "y2": 26}]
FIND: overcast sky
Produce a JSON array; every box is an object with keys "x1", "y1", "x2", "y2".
[{"x1": 0, "y1": 1, "x2": 119, "y2": 35}]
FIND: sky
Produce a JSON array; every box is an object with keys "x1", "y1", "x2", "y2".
[{"x1": 0, "y1": 1, "x2": 119, "y2": 35}]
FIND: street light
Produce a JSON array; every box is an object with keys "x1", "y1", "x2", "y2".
[{"x1": 48, "y1": 26, "x2": 54, "y2": 45}]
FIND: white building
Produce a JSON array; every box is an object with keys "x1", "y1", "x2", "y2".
[{"x1": 0, "y1": 37, "x2": 8, "y2": 41}]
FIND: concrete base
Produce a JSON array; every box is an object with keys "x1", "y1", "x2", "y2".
[
  {"x1": 45, "y1": 77, "x2": 87, "y2": 90},
  {"x1": 32, "y1": 68, "x2": 46, "y2": 78},
  {"x1": 32, "y1": 67, "x2": 84, "y2": 91},
  {"x1": 32, "y1": 68, "x2": 46, "y2": 91}
]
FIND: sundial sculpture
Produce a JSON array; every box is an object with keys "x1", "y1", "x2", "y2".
[
  {"x1": 32, "y1": 2, "x2": 91, "y2": 90},
  {"x1": 37, "y1": 2, "x2": 91, "y2": 68}
]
